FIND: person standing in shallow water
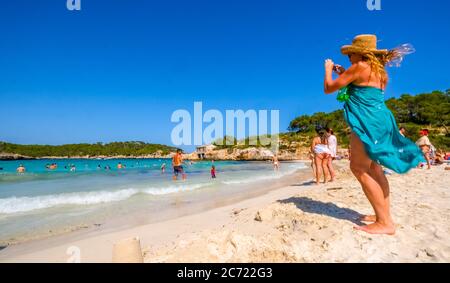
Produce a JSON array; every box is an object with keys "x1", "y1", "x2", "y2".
[
  {"x1": 324, "y1": 34, "x2": 424, "y2": 235},
  {"x1": 172, "y1": 149, "x2": 186, "y2": 181},
  {"x1": 210, "y1": 165, "x2": 216, "y2": 179},
  {"x1": 272, "y1": 155, "x2": 280, "y2": 171}
]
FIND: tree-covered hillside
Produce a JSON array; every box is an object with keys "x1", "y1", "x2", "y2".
[
  {"x1": 287, "y1": 89, "x2": 450, "y2": 150},
  {"x1": 0, "y1": 141, "x2": 178, "y2": 158}
]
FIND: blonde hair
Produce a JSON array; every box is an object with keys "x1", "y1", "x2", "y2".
[{"x1": 362, "y1": 50, "x2": 399, "y2": 88}]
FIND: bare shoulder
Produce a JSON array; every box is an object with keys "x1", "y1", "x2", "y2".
[
  {"x1": 356, "y1": 61, "x2": 371, "y2": 71},
  {"x1": 344, "y1": 62, "x2": 366, "y2": 75}
]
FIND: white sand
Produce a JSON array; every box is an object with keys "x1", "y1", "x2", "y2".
[{"x1": 1, "y1": 160, "x2": 449, "y2": 263}]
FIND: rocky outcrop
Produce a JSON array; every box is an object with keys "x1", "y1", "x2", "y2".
[
  {"x1": 184, "y1": 143, "x2": 349, "y2": 161},
  {"x1": 0, "y1": 153, "x2": 34, "y2": 160},
  {"x1": 185, "y1": 147, "x2": 306, "y2": 161}
]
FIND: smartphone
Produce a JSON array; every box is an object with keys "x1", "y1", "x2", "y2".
[{"x1": 333, "y1": 64, "x2": 344, "y2": 74}]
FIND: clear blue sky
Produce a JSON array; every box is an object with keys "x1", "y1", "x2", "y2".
[{"x1": 1, "y1": 0, "x2": 449, "y2": 150}]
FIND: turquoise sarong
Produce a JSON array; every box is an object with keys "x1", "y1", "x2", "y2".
[{"x1": 343, "y1": 84, "x2": 424, "y2": 174}]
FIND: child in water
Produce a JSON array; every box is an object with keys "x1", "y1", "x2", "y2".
[{"x1": 210, "y1": 165, "x2": 216, "y2": 179}]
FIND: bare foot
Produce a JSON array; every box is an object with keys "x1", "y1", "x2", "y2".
[
  {"x1": 354, "y1": 222, "x2": 396, "y2": 235},
  {"x1": 359, "y1": 215, "x2": 376, "y2": 222}
]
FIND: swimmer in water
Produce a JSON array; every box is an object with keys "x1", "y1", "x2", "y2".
[{"x1": 16, "y1": 164, "x2": 26, "y2": 173}]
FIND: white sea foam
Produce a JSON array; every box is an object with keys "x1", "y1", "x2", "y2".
[
  {"x1": 222, "y1": 163, "x2": 306, "y2": 185},
  {"x1": 0, "y1": 184, "x2": 208, "y2": 214},
  {"x1": 0, "y1": 163, "x2": 307, "y2": 215}
]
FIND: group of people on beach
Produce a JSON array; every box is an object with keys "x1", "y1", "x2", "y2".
[
  {"x1": 399, "y1": 127, "x2": 449, "y2": 169},
  {"x1": 415, "y1": 128, "x2": 441, "y2": 169},
  {"x1": 7, "y1": 34, "x2": 448, "y2": 240}
]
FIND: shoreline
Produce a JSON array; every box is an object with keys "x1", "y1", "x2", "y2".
[
  {"x1": 0, "y1": 162, "x2": 311, "y2": 260},
  {"x1": 1, "y1": 160, "x2": 449, "y2": 263},
  {"x1": 0, "y1": 173, "x2": 312, "y2": 262},
  {"x1": 0, "y1": 156, "x2": 306, "y2": 161}
]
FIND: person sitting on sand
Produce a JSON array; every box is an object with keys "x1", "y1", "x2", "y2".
[
  {"x1": 324, "y1": 34, "x2": 424, "y2": 235},
  {"x1": 416, "y1": 129, "x2": 432, "y2": 170},
  {"x1": 311, "y1": 129, "x2": 332, "y2": 185},
  {"x1": 172, "y1": 149, "x2": 186, "y2": 181},
  {"x1": 434, "y1": 151, "x2": 445, "y2": 165},
  {"x1": 16, "y1": 164, "x2": 26, "y2": 173},
  {"x1": 211, "y1": 165, "x2": 216, "y2": 179}
]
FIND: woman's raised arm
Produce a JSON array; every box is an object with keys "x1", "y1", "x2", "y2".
[{"x1": 324, "y1": 59, "x2": 358, "y2": 94}]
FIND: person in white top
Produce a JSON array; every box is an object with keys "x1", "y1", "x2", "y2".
[
  {"x1": 326, "y1": 128, "x2": 337, "y2": 182},
  {"x1": 399, "y1": 126, "x2": 406, "y2": 137}
]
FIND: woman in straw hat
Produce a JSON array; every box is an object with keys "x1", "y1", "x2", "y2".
[{"x1": 324, "y1": 34, "x2": 424, "y2": 235}]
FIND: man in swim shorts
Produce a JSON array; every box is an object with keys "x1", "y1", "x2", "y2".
[{"x1": 172, "y1": 149, "x2": 186, "y2": 180}]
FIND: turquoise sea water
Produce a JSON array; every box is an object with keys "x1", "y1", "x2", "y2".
[{"x1": 0, "y1": 159, "x2": 306, "y2": 243}]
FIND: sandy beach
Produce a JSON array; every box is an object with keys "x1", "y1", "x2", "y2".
[{"x1": 0, "y1": 160, "x2": 449, "y2": 263}]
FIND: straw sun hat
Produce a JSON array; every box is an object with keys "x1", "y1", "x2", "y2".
[{"x1": 341, "y1": 34, "x2": 388, "y2": 55}]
